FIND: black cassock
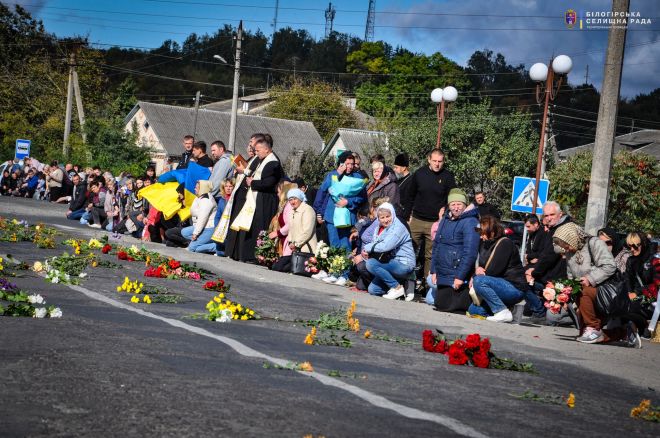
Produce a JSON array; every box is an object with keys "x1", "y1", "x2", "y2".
[{"x1": 224, "y1": 156, "x2": 283, "y2": 262}]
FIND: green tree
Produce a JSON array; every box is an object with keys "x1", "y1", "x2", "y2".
[
  {"x1": 266, "y1": 79, "x2": 358, "y2": 141},
  {"x1": 348, "y1": 43, "x2": 469, "y2": 119},
  {"x1": 549, "y1": 151, "x2": 659, "y2": 235},
  {"x1": 386, "y1": 100, "x2": 539, "y2": 216},
  {"x1": 83, "y1": 117, "x2": 150, "y2": 176}
]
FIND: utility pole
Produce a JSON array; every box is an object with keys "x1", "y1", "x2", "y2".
[
  {"x1": 72, "y1": 69, "x2": 86, "y2": 143},
  {"x1": 192, "y1": 90, "x2": 201, "y2": 140},
  {"x1": 584, "y1": 0, "x2": 629, "y2": 234},
  {"x1": 63, "y1": 52, "x2": 75, "y2": 157},
  {"x1": 228, "y1": 21, "x2": 243, "y2": 153}
]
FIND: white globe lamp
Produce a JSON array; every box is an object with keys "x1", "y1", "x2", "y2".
[
  {"x1": 529, "y1": 63, "x2": 548, "y2": 82},
  {"x1": 430, "y1": 88, "x2": 443, "y2": 103},
  {"x1": 552, "y1": 55, "x2": 573, "y2": 75},
  {"x1": 442, "y1": 86, "x2": 458, "y2": 102}
]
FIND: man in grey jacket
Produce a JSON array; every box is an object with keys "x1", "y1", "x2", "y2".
[{"x1": 209, "y1": 140, "x2": 234, "y2": 199}]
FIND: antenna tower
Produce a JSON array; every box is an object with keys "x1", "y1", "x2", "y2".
[
  {"x1": 365, "y1": 0, "x2": 375, "y2": 41},
  {"x1": 325, "y1": 2, "x2": 336, "y2": 38}
]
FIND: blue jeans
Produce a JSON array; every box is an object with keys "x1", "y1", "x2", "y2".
[
  {"x1": 80, "y1": 211, "x2": 91, "y2": 224},
  {"x1": 182, "y1": 226, "x2": 216, "y2": 253},
  {"x1": 425, "y1": 274, "x2": 437, "y2": 305},
  {"x1": 468, "y1": 275, "x2": 524, "y2": 316},
  {"x1": 326, "y1": 223, "x2": 352, "y2": 251},
  {"x1": 366, "y1": 258, "x2": 414, "y2": 296},
  {"x1": 525, "y1": 283, "x2": 547, "y2": 317},
  {"x1": 67, "y1": 208, "x2": 86, "y2": 220}
]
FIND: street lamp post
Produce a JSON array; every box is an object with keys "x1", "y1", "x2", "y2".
[
  {"x1": 430, "y1": 86, "x2": 458, "y2": 148},
  {"x1": 528, "y1": 55, "x2": 572, "y2": 216}
]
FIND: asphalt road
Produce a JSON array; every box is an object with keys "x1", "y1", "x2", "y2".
[{"x1": 1, "y1": 196, "x2": 659, "y2": 437}]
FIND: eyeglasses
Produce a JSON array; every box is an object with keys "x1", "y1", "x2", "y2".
[{"x1": 627, "y1": 243, "x2": 641, "y2": 250}]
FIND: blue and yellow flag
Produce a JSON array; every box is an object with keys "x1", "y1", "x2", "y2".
[{"x1": 142, "y1": 162, "x2": 211, "y2": 221}]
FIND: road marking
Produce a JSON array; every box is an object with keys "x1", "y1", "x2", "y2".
[
  {"x1": 64, "y1": 283, "x2": 488, "y2": 437},
  {"x1": 1, "y1": 251, "x2": 487, "y2": 436}
]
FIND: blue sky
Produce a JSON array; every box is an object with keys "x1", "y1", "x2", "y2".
[{"x1": 8, "y1": 0, "x2": 660, "y2": 98}]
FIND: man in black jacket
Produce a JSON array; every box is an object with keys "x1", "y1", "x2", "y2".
[
  {"x1": 405, "y1": 148, "x2": 456, "y2": 277},
  {"x1": 66, "y1": 173, "x2": 87, "y2": 221},
  {"x1": 393, "y1": 153, "x2": 412, "y2": 221},
  {"x1": 525, "y1": 201, "x2": 571, "y2": 285},
  {"x1": 523, "y1": 215, "x2": 551, "y2": 270},
  {"x1": 177, "y1": 135, "x2": 195, "y2": 170},
  {"x1": 474, "y1": 191, "x2": 501, "y2": 219},
  {"x1": 191, "y1": 141, "x2": 214, "y2": 169}
]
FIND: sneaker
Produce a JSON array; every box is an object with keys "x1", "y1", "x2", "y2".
[
  {"x1": 383, "y1": 285, "x2": 405, "y2": 300},
  {"x1": 322, "y1": 275, "x2": 338, "y2": 283},
  {"x1": 334, "y1": 277, "x2": 347, "y2": 287},
  {"x1": 486, "y1": 308, "x2": 513, "y2": 323},
  {"x1": 641, "y1": 329, "x2": 652, "y2": 341},
  {"x1": 527, "y1": 313, "x2": 547, "y2": 325},
  {"x1": 576, "y1": 327, "x2": 605, "y2": 344},
  {"x1": 625, "y1": 322, "x2": 642, "y2": 349},
  {"x1": 405, "y1": 292, "x2": 415, "y2": 302},
  {"x1": 311, "y1": 270, "x2": 328, "y2": 280},
  {"x1": 88, "y1": 223, "x2": 102, "y2": 229}
]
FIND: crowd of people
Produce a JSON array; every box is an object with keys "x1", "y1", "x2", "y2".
[{"x1": 2, "y1": 133, "x2": 658, "y2": 348}]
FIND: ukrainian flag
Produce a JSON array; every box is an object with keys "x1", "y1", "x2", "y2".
[{"x1": 142, "y1": 162, "x2": 212, "y2": 221}]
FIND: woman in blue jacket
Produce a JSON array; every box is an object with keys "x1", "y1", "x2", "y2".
[
  {"x1": 429, "y1": 189, "x2": 480, "y2": 313},
  {"x1": 363, "y1": 202, "x2": 416, "y2": 299}
]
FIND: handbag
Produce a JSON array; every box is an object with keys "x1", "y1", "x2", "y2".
[
  {"x1": 291, "y1": 236, "x2": 314, "y2": 276},
  {"x1": 369, "y1": 250, "x2": 394, "y2": 263},
  {"x1": 585, "y1": 238, "x2": 629, "y2": 316},
  {"x1": 470, "y1": 238, "x2": 505, "y2": 306}
]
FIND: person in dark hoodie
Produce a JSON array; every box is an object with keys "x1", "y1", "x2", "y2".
[
  {"x1": 429, "y1": 188, "x2": 479, "y2": 313},
  {"x1": 525, "y1": 201, "x2": 571, "y2": 286},
  {"x1": 66, "y1": 173, "x2": 88, "y2": 220}
]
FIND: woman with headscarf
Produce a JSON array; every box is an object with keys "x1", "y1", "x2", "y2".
[
  {"x1": 366, "y1": 161, "x2": 400, "y2": 207},
  {"x1": 362, "y1": 202, "x2": 415, "y2": 298},
  {"x1": 552, "y1": 222, "x2": 617, "y2": 344},
  {"x1": 181, "y1": 180, "x2": 217, "y2": 253},
  {"x1": 268, "y1": 180, "x2": 298, "y2": 256},
  {"x1": 271, "y1": 188, "x2": 317, "y2": 273}
]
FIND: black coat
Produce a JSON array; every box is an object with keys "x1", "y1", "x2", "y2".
[
  {"x1": 479, "y1": 237, "x2": 528, "y2": 291},
  {"x1": 531, "y1": 216, "x2": 571, "y2": 283},
  {"x1": 69, "y1": 182, "x2": 88, "y2": 211},
  {"x1": 395, "y1": 173, "x2": 413, "y2": 221},
  {"x1": 525, "y1": 227, "x2": 552, "y2": 267},
  {"x1": 224, "y1": 157, "x2": 283, "y2": 262},
  {"x1": 177, "y1": 151, "x2": 193, "y2": 170}
]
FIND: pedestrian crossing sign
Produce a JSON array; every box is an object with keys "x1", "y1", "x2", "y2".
[{"x1": 510, "y1": 176, "x2": 549, "y2": 213}]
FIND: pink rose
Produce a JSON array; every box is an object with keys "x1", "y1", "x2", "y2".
[
  {"x1": 542, "y1": 288, "x2": 556, "y2": 301},
  {"x1": 546, "y1": 282, "x2": 554, "y2": 289},
  {"x1": 561, "y1": 286, "x2": 572, "y2": 295},
  {"x1": 557, "y1": 293, "x2": 569, "y2": 303},
  {"x1": 544, "y1": 302, "x2": 551, "y2": 309},
  {"x1": 550, "y1": 303, "x2": 562, "y2": 314}
]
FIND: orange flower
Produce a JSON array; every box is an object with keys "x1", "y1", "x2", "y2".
[
  {"x1": 304, "y1": 326, "x2": 317, "y2": 345},
  {"x1": 298, "y1": 361, "x2": 314, "y2": 372},
  {"x1": 364, "y1": 330, "x2": 371, "y2": 339},
  {"x1": 566, "y1": 393, "x2": 575, "y2": 408}
]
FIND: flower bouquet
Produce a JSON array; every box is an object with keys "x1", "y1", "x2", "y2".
[
  {"x1": 206, "y1": 293, "x2": 258, "y2": 322},
  {"x1": 632, "y1": 257, "x2": 659, "y2": 306},
  {"x1": 0, "y1": 277, "x2": 63, "y2": 318},
  {"x1": 204, "y1": 278, "x2": 230, "y2": 294},
  {"x1": 255, "y1": 230, "x2": 278, "y2": 267},
  {"x1": 328, "y1": 254, "x2": 351, "y2": 277},
  {"x1": 543, "y1": 279, "x2": 581, "y2": 314},
  {"x1": 143, "y1": 258, "x2": 202, "y2": 280},
  {"x1": 422, "y1": 330, "x2": 536, "y2": 372}
]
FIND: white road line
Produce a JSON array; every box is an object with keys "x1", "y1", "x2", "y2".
[
  {"x1": 65, "y1": 283, "x2": 488, "y2": 438},
  {"x1": 2, "y1": 252, "x2": 486, "y2": 437}
]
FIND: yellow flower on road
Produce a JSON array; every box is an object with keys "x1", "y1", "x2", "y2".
[
  {"x1": 364, "y1": 330, "x2": 372, "y2": 339},
  {"x1": 32, "y1": 261, "x2": 43, "y2": 272},
  {"x1": 566, "y1": 393, "x2": 575, "y2": 408},
  {"x1": 143, "y1": 295, "x2": 152, "y2": 304},
  {"x1": 130, "y1": 296, "x2": 139, "y2": 303}
]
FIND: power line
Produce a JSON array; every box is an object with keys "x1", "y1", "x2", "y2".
[
  {"x1": 553, "y1": 104, "x2": 660, "y2": 126},
  {"x1": 27, "y1": 5, "x2": 659, "y2": 32}
]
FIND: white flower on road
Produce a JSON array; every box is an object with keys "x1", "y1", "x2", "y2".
[
  {"x1": 78, "y1": 273, "x2": 87, "y2": 278},
  {"x1": 49, "y1": 308, "x2": 63, "y2": 318},
  {"x1": 217, "y1": 309, "x2": 233, "y2": 323},
  {"x1": 33, "y1": 308, "x2": 47, "y2": 318},
  {"x1": 28, "y1": 294, "x2": 45, "y2": 304}
]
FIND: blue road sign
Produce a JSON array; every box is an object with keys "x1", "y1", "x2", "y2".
[
  {"x1": 511, "y1": 176, "x2": 549, "y2": 214},
  {"x1": 15, "y1": 139, "x2": 31, "y2": 160}
]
